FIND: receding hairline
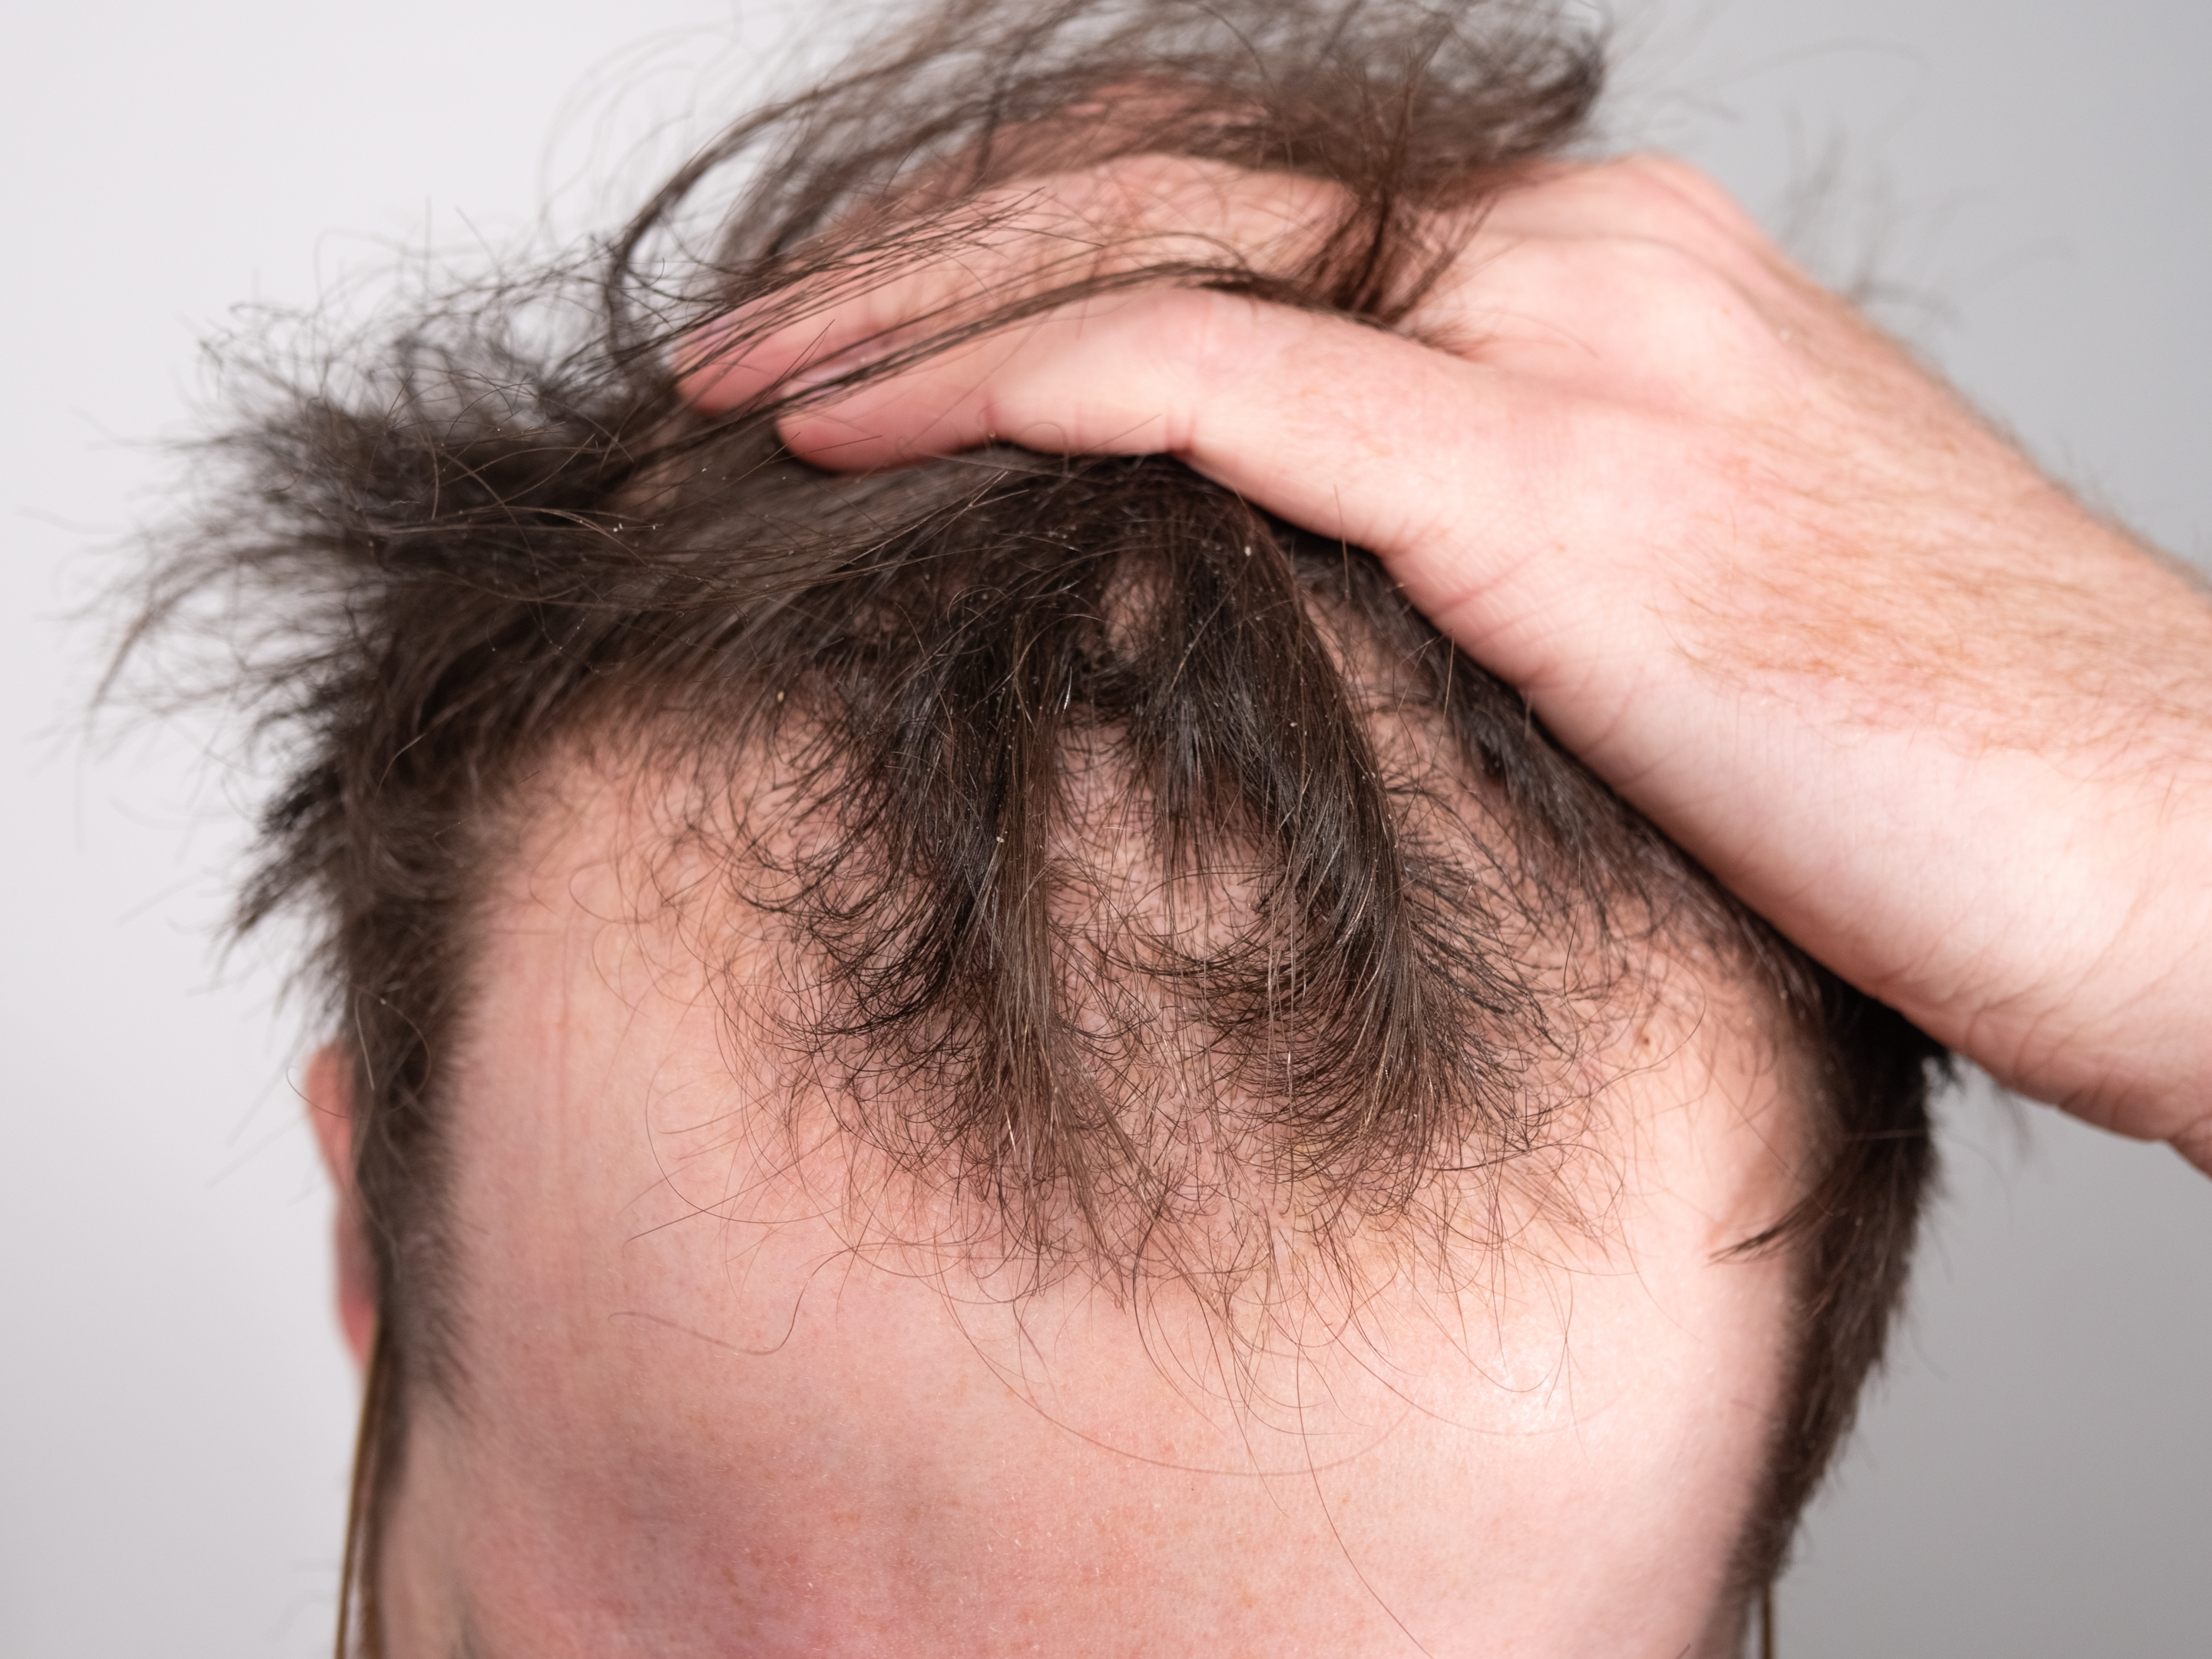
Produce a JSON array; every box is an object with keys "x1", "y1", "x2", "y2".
[{"x1": 435, "y1": 694, "x2": 1821, "y2": 1310}]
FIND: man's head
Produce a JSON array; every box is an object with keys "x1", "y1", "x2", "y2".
[{"x1": 133, "y1": 2, "x2": 1940, "y2": 1651}]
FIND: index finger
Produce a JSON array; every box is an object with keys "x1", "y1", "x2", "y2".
[{"x1": 676, "y1": 155, "x2": 1343, "y2": 413}]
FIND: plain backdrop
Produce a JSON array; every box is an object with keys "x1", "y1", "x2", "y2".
[{"x1": 3, "y1": 2, "x2": 2206, "y2": 1654}]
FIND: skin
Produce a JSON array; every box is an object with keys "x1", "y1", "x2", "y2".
[
  {"x1": 305, "y1": 151, "x2": 2212, "y2": 1651},
  {"x1": 310, "y1": 766, "x2": 1812, "y2": 1657},
  {"x1": 686, "y1": 153, "x2": 2212, "y2": 1171}
]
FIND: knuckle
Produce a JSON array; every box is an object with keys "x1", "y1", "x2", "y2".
[
  {"x1": 1608, "y1": 232, "x2": 1739, "y2": 298},
  {"x1": 1531, "y1": 232, "x2": 1747, "y2": 317},
  {"x1": 1566, "y1": 154, "x2": 1773, "y2": 268},
  {"x1": 1153, "y1": 286, "x2": 1261, "y2": 380},
  {"x1": 1618, "y1": 153, "x2": 1735, "y2": 214},
  {"x1": 1120, "y1": 287, "x2": 1269, "y2": 447}
]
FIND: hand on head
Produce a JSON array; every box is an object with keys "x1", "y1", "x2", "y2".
[
  {"x1": 689, "y1": 150, "x2": 2212, "y2": 1168},
  {"x1": 147, "y1": 6, "x2": 2200, "y2": 1650}
]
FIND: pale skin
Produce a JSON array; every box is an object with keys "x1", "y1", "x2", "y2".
[{"x1": 306, "y1": 154, "x2": 2211, "y2": 1651}]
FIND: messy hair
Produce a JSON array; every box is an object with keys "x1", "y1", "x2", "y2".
[{"x1": 121, "y1": 1, "x2": 1942, "y2": 1651}]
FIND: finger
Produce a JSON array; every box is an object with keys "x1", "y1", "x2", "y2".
[
  {"x1": 773, "y1": 285, "x2": 1647, "y2": 694},
  {"x1": 1400, "y1": 155, "x2": 1816, "y2": 368},
  {"x1": 1468, "y1": 154, "x2": 1793, "y2": 283},
  {"x1": 687, "y1": 150, "x2": 1810, "y2": 422},
  {"x1": 679, "y1": 156, "x2": 1344, "y2": 414},
  {"x1": 1404, "y1": 231, "x2": 1807, "y2": 404}
]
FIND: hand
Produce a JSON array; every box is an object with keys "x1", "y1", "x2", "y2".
[{"x1": 684, "y1": 154, "x2": 2212, "y2": 1171}]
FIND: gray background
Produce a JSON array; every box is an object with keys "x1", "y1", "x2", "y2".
[{"x1": 2, "y1": 2, "x2": 2204, "y2": 1654}]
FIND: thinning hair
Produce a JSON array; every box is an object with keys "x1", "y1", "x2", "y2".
[{"x1": 119, "y1": 2, "x2": 1942, "y2": 1651}]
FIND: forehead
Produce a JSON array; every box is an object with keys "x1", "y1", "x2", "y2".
[{"x1": 382, "y1": 757, "x2": 1808, "y2": 1654}]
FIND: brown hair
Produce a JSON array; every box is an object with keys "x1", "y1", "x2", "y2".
[{"x1": 120, "y1": 2, "x2": 1942, "y2": 1650}]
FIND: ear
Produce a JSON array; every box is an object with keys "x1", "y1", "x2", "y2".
[{"x1": 303, "y1": 1044, "x2": 378, "y2": 1369}]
